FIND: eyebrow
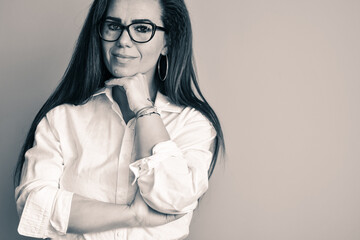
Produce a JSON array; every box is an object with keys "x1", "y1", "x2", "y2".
[{"x1": 105, "y1": 16, "x2": 153, "y2": 24}]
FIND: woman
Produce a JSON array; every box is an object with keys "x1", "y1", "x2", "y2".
[{"x1": 14, "y1": 0, "x2": 224, "y2": 239}]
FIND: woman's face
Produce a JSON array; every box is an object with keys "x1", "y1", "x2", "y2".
[{"x1": 102, "y1": 0, "x2": 167, "y2": 81}]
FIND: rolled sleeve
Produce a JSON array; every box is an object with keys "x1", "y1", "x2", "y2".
[
  {"x1": 129, "y1": 112, "x2": 216, "y2": 214},
  {"x1": 15, "y1": 114, "x2": 73, "y2": 238}
]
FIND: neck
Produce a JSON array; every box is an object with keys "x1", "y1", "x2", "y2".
[
  {"x1": 148, "y1": 81, "x2": 158, "y2": 102},
  {"x1": 144, "y1": 69, "x2": 158, "y2": 102}
]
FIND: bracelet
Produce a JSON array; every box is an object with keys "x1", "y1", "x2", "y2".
[
  {"x1": 134, "y1": 98, "x2": 155, "y2": 115},
  {"x1": 146, "y1": 97, "x2": 154, "y2": 106},
  {"x1": 134, "y1": 98, "x2": 157, "y2": 119},
  {"x1": 136, "y1": 111, "x2": 160, "y2": 119},
  {"x1": 135, "y1": 106, "x2": 158, "y2": 119},
  {"x1": 135, "y1": 106, "x2": 154, "y2": 117}
]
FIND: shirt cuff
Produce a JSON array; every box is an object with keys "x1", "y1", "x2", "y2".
[
  {"x1": 50, "y1": 190, "x2": 74, "y2": 234},
  {"x1": 18, "y1": 187, "x2": 73, "y2": 238},
  {"x1": 129, "y1": 140, "x2": 182, "y2": 185}
]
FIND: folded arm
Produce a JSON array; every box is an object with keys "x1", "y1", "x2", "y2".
[
  {"x1": 15, "y1": 113, "x2": 180, "y2": 238},
  {"x1": 132, "y1": 109, "x2": 216, "y2": 214}
]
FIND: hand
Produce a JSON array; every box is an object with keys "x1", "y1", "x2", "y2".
[
  {"x1": 129, "y1": 190, "x2": 184, "y2": 227},
  {"x1": 105, "y1": 73, "x2": 152, "y2": 113}
]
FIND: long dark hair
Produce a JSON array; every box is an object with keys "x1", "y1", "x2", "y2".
[{"x1": 14, "y1": 0, "x2": 225, "y2": 186}]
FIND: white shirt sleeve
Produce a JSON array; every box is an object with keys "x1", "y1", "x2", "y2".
[
  {"x1": 129, "y1": 111, "x2": 216, "y2": 214},
  {"x1": 15, "y1": 113, "x2": 73, "y2": 239}
]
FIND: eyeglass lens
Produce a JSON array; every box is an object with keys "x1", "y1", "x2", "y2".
[{"x1": 100, "y1": 21, "x2": 154, "y2": 42}]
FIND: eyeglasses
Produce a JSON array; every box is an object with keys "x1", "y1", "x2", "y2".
[{"x1": 98, "y1": 20, "x2": 166, "y2": 43}]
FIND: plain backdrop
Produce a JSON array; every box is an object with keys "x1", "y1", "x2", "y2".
[{"x1": 1, "y1": 0, "x2": 360, "y2": 239}]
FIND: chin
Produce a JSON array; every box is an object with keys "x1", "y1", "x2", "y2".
[{"x1": 111, "y1": 67, "x2": 137, "y2": 78}]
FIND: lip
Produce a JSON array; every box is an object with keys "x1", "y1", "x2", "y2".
[
  {"x1": 112, "y1": 53, "x2": 137, "y2": 59},
  {"x1": 112, "y1": 53, "x2": 137, "y2": 64}
]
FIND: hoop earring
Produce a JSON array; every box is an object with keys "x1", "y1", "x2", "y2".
[{"x1": 157, "y1": 54, "x2": 168, "y2": 81}]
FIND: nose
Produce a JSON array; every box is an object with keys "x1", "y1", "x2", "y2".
[{"x1": 116, "y1": 28, "x2": 133, "y2": 47}]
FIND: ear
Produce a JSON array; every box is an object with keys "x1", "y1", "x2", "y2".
[{"x1": 161, "y1": 45, "x2": 168, "y2": 55}]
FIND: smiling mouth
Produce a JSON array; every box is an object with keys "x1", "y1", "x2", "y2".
[{"x1": 112, "y1": 54, "x2": 137, "y2": 63}]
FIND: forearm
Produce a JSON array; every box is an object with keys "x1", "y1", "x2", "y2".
[
  {"x1": 135, "y1": 114, "x2": 170, "y2": 159},
  {"x1": 131, "y1": 114, "x2": 216, "y2": 214},
  {"x1": 68, "y1": 194, "x2": 137, "y2": 234},
  {"x1": 136, "y1": 159, "x2": 208, "y2": 214}
]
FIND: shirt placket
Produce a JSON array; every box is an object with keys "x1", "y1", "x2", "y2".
[
  {"x1": 115, "y1": 230, "x2": 127, "y2": 240},
  {"x1": 115, "y1": 118, "x2": 135, "y2": 240}
]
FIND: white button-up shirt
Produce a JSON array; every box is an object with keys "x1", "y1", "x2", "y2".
[{"x1": 15, "y1": 87, "x2": 216, "y2": 240}]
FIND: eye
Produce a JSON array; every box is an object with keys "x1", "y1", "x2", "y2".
[
  {"x1": 133, "y1": 24, "x2": 153, "y2": 33},
  {"x1": 106, "y1": 22, "x2": 122, "y2": 31}
]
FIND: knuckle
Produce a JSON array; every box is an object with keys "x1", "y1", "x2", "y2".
[
  {"x1": 166, "y1": 214, "x2": 173, "y2": 222},
  {"x1": 134, "y1": 211, "x2": 144, "y2": 226}
]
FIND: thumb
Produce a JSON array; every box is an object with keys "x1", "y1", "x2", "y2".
[
  {"x1": 105, "y1": 78, "x2": 128, "y2": 88},
  {"x1": 166, "y1": 213, "x2": 186, "y2": 223}
]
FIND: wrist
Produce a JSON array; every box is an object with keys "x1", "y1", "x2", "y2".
[
  {"x1": 127, "y1": 204, "x2": 143, "y2": 227},
  {"x1": 132, "y1": 98, "x2": 154, "y2": 113},
  {"x1": 135, "y1": 105, "x2": 155, "y2": 115},
  {"x1": 135, "y1": 106, "x2": 159, "y2": 120},
  {"x1": 133, "y1": 105, "x2": 152, "y2": 114},
  {"x1": 124, "y1": 204, "x2": 141, "y2": 227}
]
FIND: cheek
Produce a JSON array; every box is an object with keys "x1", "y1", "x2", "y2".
[
  {"x1": 102, "y1": 43, "x2": 112, "y2": 65},
  {"x1": 141, "y1": 49, "x2": 159, "y2": 63},
  {"x1": 139, "y1": 42, "x2": 165, "y2": 64}
]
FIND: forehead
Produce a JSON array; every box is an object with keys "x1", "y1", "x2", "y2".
[{"x1": 106, "y1": 0, "x2": 163, "y2": 24}]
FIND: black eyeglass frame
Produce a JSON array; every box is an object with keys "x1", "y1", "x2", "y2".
[{"x1": 98, "y1": 20, "x2": 167, "y2": 43}]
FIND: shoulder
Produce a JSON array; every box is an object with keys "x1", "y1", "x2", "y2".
[
  {"x1": 45, "y1": 103, "x2": 77, "y2": 124},
  {"x1": 47, "y1": 95, "x2": 108, "y2": 116},
  {"x1": 156, "y1": 92, "x2": 212, "y2": 125},
  {"x1": 181, "y1": 106, "x2": 213, "y2": 126},
  {"x1": 162, "y1": 103, "x2": 216, "y2": 142},
  {"x1": 44, "y1": 96, "x2": 108, "y2": 127},
  {"x1": 167, "y1": 106, "x2": 217, "y2": 151}
]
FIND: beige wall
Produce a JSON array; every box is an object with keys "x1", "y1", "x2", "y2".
[{"x1": 1, "y1": 0, "x2": 359, "y2": 239}]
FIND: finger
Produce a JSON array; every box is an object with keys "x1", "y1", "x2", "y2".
[
  {"x1": 174, "y1": 213, "x2": 186, "y2": 219},
  {"x1": 166, "y1": 213, "x2": 186, "y2": 223},
  {"x1": 105, "y1": 78, "x2": 128, "y2": 87},
  {"x1": 133, "y1": 72, "x2": 145, "y2": 78},
  {"x1": 137, "y1": 73, "x2": 147, "y2": 83}
]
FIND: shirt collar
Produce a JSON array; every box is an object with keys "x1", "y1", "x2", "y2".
[
  {"x1": 92, "y1": 87, "x2": 183, "y2": 113},
  {"x1": 92, "y1": 86, "x2": 112, "y2": 100}
]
